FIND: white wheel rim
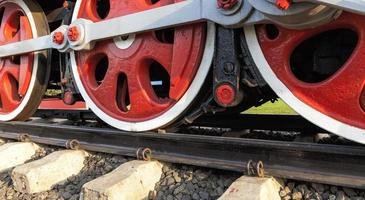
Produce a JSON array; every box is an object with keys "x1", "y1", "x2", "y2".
[
  {"x1": 71, "y1": 0, "x2": 215, "y2": 131},
  {"x1": 244, "y1": 25, "x2": 365, "y2": 144}
]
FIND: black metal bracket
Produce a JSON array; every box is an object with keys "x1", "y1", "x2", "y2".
[{"x1": 213, "y1": 26, "x2": 243, "y2": 107}]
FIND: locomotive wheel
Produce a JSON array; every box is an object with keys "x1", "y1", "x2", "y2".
[
  {"x1": 244, "y1": 12, "x2": 365, "y2": 143},
  {"x1": 70, "y1": 0, "x2": 215, "y2": 131},
  {"x1": 0, "y1": 0, "x2": 49, "y2": 121}
]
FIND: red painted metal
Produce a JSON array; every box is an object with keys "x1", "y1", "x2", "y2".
[
  {"x1": 67, "y1": 26, "x2": 80, "y2": 41},
  {"x1": 217, "y1": 0, "x2": 238, "y2": 10},
  {"x1": 53, "y1": 32, "x2": 64, "y2": 45},
  {"x1": 67, "y1": 26, "x2": 80, "y2": 42},
  {"x1": 276, "y1": 0, "x2": 291, "y2": 10},
  {"x1": 257, "y1": 12, "x2": 365, "y2": 129},
  {"x1": 0, "y1": 2, "x2": 33, "y2": 113},
  {"x1": 39, "y1": 99, "x2": 87, "y2": 110},
  {"x1": 74, "y1": 0, "x2": 206, "y2": 122},
  {"x1": 215, "y1": 83, "x2": 235, "y2": 106}
]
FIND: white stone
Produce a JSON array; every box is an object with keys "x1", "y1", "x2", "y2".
[
  {"x1": 0, "y1": 142, "x2": 39, "y2": 173},
  {"x1": 12, "y1": 150, "x2": 88, "y2": 194},
  {"x1": 218, "y1": 176, "x2": 281, "y2": 200},
  {"x1": 81, "y1": 160, "x2": 163, "y2": 200}
]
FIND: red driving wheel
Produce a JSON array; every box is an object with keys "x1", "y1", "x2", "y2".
[
  {"x1": 71, "y1": 0, "x2": 214, "y2": 131},
  {"x1": 0, "y1": 0, "x2": 49, "y2": 120},
  {"x1": 245, "y1": 12, "x2": 365, "y2": 142}
]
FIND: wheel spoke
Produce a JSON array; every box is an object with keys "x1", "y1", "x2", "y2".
[
  {"x1": 93, "y1": 68, "x2": 120, "y2": 112},
  {"x1": 0, "y1": 74, "x2": 19, "y2": 112},
  {"x1": 0, "y1": 6, "x2": 10, "y2": 42},
  {"x1": 125, "y1": 60, "x2": 171, "y2": 116},
  {"x1": 3, "y1": 60, "x2": 19, "y2": 80},
  {"x1": 141, "y1": 33, "x2": 173, "y2": 73},
  {"x1": 0, "y1": 4, "x2": 21, "y2": 42}
]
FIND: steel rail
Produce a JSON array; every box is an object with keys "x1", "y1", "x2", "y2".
[
  {"x1": 0, "y1": 120, "x2": 363, "y2": 188},
  {"x1": 33, "y1": 110, "x2": 324, "y2": 132}
]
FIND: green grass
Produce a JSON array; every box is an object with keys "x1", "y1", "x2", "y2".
[{"x1": 244, "y1": 99, "x2": 297, "y2": 115}]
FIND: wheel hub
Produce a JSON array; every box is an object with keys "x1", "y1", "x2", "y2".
[{"x1": 113, "y1": 34, "x2": 136, "y2": 50}]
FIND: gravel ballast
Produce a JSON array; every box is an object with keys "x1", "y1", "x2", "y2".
[
  {"x1": 0, "y1": 142, "x2": 364, "y2": 200},
  {"x1": 279, "y1": 180, "x2": 365, "y2": 200},
  {"x1": 0, "y1": 146, "x2": 128, "y2": 200},
  {"x1": 151, "y1": 164, "x2": 240, "y2": 200}
]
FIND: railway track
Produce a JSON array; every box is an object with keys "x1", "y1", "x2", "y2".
[{"x1": 0, "y1": 114, "x2": 363, "y2": 190}]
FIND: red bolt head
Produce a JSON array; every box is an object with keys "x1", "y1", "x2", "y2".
[
  {"x1": 215, "y1": 83, "x2": 236, "y2": 106},
  {"x1": 67, "y1": 26, "x2": 80, "y2": 42},
  {"x1": 53, "y1": 32, "x2": 64, "y2": 45},
  {"x1": 63, "y1": 91, "x2": 76, "y2": 105},
  {"x1": 217, "y1": 0, "x2": 238, "y2": 10},
  {"x1": 276, "y1": 0, "x2": 291, "y2": 10}
]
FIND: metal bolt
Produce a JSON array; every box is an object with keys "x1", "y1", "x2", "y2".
[
  {"x1": 52, "y1": 32, "x2": 64, "y2": 45},
  {"x1": 215, "y1": 83, "x2": 236, "y2": 106},
  {"x1": 217, "y1": 0, "x2": 238, "y2": 10},
  {"x1": 63, "y1": 91, "x2": 76, "y2": 105},
  {"x1": 67, "y1": 26, "x2": 80, "y2": 42},
  {"x1": 276, "y1": 0, "x2": 291, "y2": 10},
  {"x1": 223, "y1": 62, "x2": 235, "y2": 74},
  {"x1": 136, "y1": 148, "x2": 152, "y2": 161},
  {"x1": 66, "y1": 139, "x2": 80, "y2": 150},
  {"x1": 18, "y1": 134, "x2": 31, "y2": 142}
]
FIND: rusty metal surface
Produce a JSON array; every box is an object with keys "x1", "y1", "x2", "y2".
[{"x1": 0, "y1": 120, "x2": 363, "y2": 188}]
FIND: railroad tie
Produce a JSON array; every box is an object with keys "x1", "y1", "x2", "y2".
[
  {"x1": 80, "y1": 160, "x2": 163, "y2": 200},
  {"x1": 0, "y1": 142, "x2": 40, "y2": 173},
  {"x1": 11, "y1": 150, "x2": 89, "y2": 194},
  {"x1": 218, "y1": 176, "x2": 282, "y2": 200}
]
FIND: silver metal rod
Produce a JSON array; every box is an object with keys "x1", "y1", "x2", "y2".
[
  {"x1": 0, "y1": 0, "x2": 365, "y2": 58},
  {"x1": 87, "y1": 0, "x2": 203, "y2": 42},
  {"x1": 0, "y1": 35, "x2": 52, "y2": 58}
]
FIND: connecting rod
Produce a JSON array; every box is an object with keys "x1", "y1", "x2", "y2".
[{"x1": 0, "y1": 0, "x2": 364, "y2": 58}]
